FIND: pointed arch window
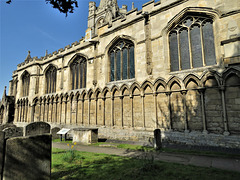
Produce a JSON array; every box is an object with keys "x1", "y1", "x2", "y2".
[
  {"x1": 109, "y1": 39, "x2": 135, "y2": 82},
  {"x1": 22, "y1": 71, "x2": 30, "y2": 97},
  {"x1": 46, "y1": 66, "x2": 57, "y2": 94},
  {"x1": 169, "y1": 15, "x2": 216, "y2": 72},
  {"x1": 70, "y1": 56, "x2": 87, "y2": 90}
]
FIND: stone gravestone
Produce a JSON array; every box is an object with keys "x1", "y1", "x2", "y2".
[
  {"x1": 25, "y1": 122, "x2": 50, "y2": 136},
  {"x1": 3, "y1": 127, "x2": 23, "y2": 139},
  {"x1": 0, "y1": 123, "x2": 17, "y2": 132},
  {"x1": 51, "y1": 127, "x2": 60, "y2": 139},
  {"x1": 0, "y1": 131, "x2": 5, "y2": 179},
  {"x1": 3, "y1": 134, "x2": 52, "y2": 180},
  {"x1": 153, "y1": 129, "x2": 161, "y2": 150}
]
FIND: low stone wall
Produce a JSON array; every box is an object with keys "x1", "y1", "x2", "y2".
[
  {"x1": 162, "y1": 131, "x2": 240, "y2": 150},
  {"x1": 2, "y1": 134, "x2": 51, "y2": 180}
]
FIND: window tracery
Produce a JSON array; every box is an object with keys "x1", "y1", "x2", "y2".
[
  {"x1": 70, "y1": 56, "x2": 87, "y2": 90},
  {"x1": 22, "y1": 71, "x2": 30, "y2": 97},
  {"x1": 169, "y1": 15, "x2": 216, "y2": 71},
  {"x1": 109, "y1": 39, "x2": 135, "y2": 82},
  {"x1": 46, "y1": 66, "x2": 57, "y2": 94}
]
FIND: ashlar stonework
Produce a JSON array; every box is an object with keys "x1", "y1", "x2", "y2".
[{"x1": 1, "y1": 0, "x2": 240, "y2": 150}]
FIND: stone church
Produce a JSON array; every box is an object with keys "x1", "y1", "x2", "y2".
[{"x1": 1, "y1": 0, "x2": 240, "y2": 149}]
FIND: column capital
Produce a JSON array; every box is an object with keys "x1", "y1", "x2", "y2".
[
  {"x1": 165, "y1": 91, "x2": 172, "y2": 96},
  {"x1": 181, "y1": 90, "x2": 187, "y2": 95}
]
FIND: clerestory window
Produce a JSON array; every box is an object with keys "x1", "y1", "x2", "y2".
[
  {"x1": 22, "y1": 71, "x2": 30, "y2": 97},
  {"x1": 46, "y1": 66, "x2": 57, "y2": 94},
  {"x1": 109, "y1": 39, "x2": 135, "y2": 82},
  {"x1": 70, "y1": 56, "x2": 87, "y2": 90},
  {"x1": 169, "y1": 15, "x2": 216, "y2": 72}
]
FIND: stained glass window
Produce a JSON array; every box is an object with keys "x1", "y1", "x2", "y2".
[
  {"x1": 109, "y1": 39, "x2": 135, "y2": 81},
  {"x1": 22, "y1": 71, "x2": 30, "y2": 97},
  {"x1": 169, "y1": 15, "x2": 216, "y2": 71},
  {"x1": 46, "y1": 66, "x2": 57, "y2": 94},
  {"x1": 71, "y1": 56, "x2": 87, "y2": 90}
]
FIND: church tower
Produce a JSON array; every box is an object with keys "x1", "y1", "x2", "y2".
[{"x1": 87, "y1": 0, "x2": 127, "y2": 38}]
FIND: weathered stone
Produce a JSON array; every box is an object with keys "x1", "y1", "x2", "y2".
[
  {"x1": 51, "y1": 127, "x2": 60, "y2": 139},
  {"x1": 3, "y1": 134, "x2": 51, "y2": 180},
  {"x1": 2, "y1": 127, "x2": 23, "y2": 139},
  {"x1": 25, "y1": 122, "x2": 50, "y2": 136},
  {"x1": 73, "y1": 128, "x2": 98, "y2": 144}
]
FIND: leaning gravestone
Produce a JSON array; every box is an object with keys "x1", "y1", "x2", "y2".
[
  {"x1": 3, "y1": 134, "x2": 52, "y2": 180},
  {"x1": 0, "y1": 123, "x2": 17, "y2": 132},
  {"x1": 25, "y1": 122, "x2": 50, "y2": 136},
  {"x1": 0, "y1": 131, "x2": 5, "y2": 179},
  {"x1": 3, "y1": 127, "x2": 23, "y2": 139},
  {"x1": 51, "y1": 127, "x2": 60, "y2": 139}
]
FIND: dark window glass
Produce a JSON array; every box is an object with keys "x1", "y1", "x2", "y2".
[
  {"x1": 46, "y1": 66, "x2": 57, "y2": 94},
  {"x1": 71, "y1": 57, "x2": 87, "y2": 90},
  {"x1": 22, "y1": 71, "x2": 30, "y2": 96},
  {"x1": 110, "y1": 52, "x2": 115, "y2": 81},
  {"x1": 109, "y1": 39, "x2": 135, "y2": 81},
  {"x1": 129, "y1": 46, "x2": 135, "y2": 79},
  {"x1": 116, "y1": 50, "x2": 121, "y2": 81},
  {"x1": 169, "y1": 16, "x2": 216, "y2": 72},
  {"x1": 169, "y1": 32, "x2": 179, "y2": 71},
  {"x1": 191, "y1": 25, "x2": 203, "y2": 68},
  {"x1": 122, "y1": 48, "x2": 128, "y2": 80},
  {"x1": 203, "y1": 21, "x2": 216, "y2": 66},
  {"x1": 179, "y1": 28, "x2": 191, "y2": 70}
]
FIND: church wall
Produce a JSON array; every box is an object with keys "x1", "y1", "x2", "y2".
[{"x1": 6, "y1": 0, "x2": 240, "y2": 149}]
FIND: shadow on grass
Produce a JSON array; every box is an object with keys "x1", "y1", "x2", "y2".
[{"x1": 51, "y1": 150, "x2": 240, "y2": 180}]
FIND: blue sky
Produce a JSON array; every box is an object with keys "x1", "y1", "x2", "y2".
[{"x1": 0, "y1": 0, "x2": 151, "y2": 98}]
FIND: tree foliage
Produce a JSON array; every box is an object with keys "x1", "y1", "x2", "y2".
[{"x1": 6, "y1": 0, "x2": 78, "y2": 16}]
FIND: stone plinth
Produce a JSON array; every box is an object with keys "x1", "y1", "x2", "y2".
[{"x1": 73, "y1": 128, "x2": 98, "y2": 144}]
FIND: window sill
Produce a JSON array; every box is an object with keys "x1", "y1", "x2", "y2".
[
  {"x1": 107, "y1": 78, "x2": 136, "y2": 86},
  {"x1": 169, "y1": 65, "x2": 219, "y2": 75}
]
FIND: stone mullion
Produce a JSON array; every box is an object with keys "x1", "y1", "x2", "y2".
[
  {"x1": 70, "y1": 99, "x2": 73, "y2": 124},
  {"x1": 198, "y1": 88, "x2": 207, "y2": 134},
  {"x1": 121, "y1": 49, "x2": 123, "y2": 80},
  {"x1": 153, "y1": 92, "x2": 158, "y2": 129},
  {"x1": 141, "y1": 93, "x2": 145, "y2": 128},
  {"x1": 127, "y1": 48, "x2": 130, "y2": 79},
  {"x1": 74, "y1": 65, "x2": 77, "y2": 89},
  {"x1": 188, "y1": 27, "x2": 193, "y2": 69},
  {"x1": 39, "y1": 102, "x2": 42, "y2": 122},
  {"x1": 181, "y1": 90, "x2": 189, "y2": 133},
  {"x1": 166, "y1": 92, "x2": 173, "y2": 130},
  {"x1": 177, "y1": 31, "x2": 182, "y2": 70},
  {"x1": 220, "y1": 86, "x2": 230, "y2": 135},
  {"x1": 102, "y1": 98, "x2": 106, "y2": 126},
  {"x1": 83, "y1": 63, "x2": 86, "y2": 88},
  {"x1": 78, "y1": 63, "x2": 81, "y2": 89},
  {"x1": 111, "y1": 96, "x2": 114, "y2": 126},
  {"x1": 200, "y1": 23, "x2": 206, "y2": 66},
  {"x1": 114, "y1": 51, "x2": 117, "y2": 81}
]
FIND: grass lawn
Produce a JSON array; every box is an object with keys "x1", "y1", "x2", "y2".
[{"x1": 52, "y1": 148, "x2": 240, "y2": 180}]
